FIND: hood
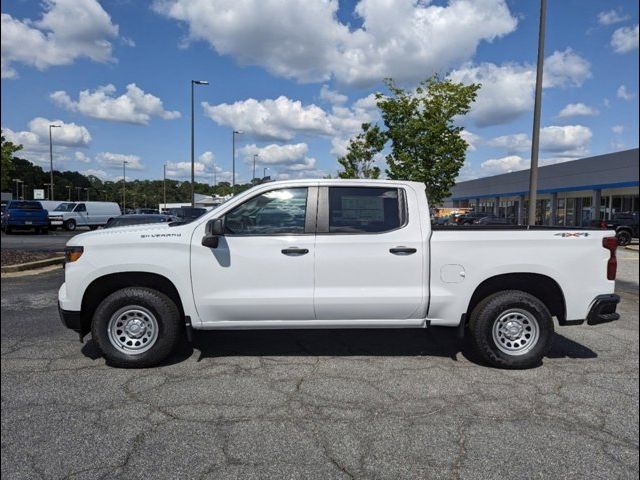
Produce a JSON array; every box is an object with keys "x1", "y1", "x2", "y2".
[{"x1": 66, "y1": 222, "x2": 185, "y2": 247}]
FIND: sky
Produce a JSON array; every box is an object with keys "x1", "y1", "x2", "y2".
[{"x1": 1, "y1": 0, "x2": 639, "y2": 185}]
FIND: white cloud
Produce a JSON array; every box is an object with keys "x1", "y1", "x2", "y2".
[
  {"x1": 481, "y1": 155, "x2": 526, "y2": 174},
  {"x1": 203, "y1": 96, "x2": 333, "y2": 140},
  {"x1": 96, "y1": 152, "x2": 144, "y2": 170},
  {"x1": 319, "y1": 85, "x2": 347, "y2": 105},
  {"x1": 617, "y1": 84, "x2": 635, "y2": 101},
  {"x1": 543, "y1": 48, "x2": 591, "y2": 88},
  {"x1": 488, "y1": 125, "x2": 592, "y2": 156},
  {"x1": 1, "y1": 0, "x2": 119, "y2": 79},
  {"x1": 598, "y1": 10, "x2": 630, "y2": 26},
  {"x1": 611, "y1": 24, "x2": 639, "y2": 53},
  {"x1": 449, "y1": 49, "x2": 590, "y2": 127},
  {"x1": 460, "y1": 130, "x2": 481, "y2": 151},
  {"x1": 51, "y1": 84, "x2": 180, "y2": 125},
  {"x1": 154, "y1": 0, "x2": 517, "y2": 86},
  {"x1": 557, "y1": 102, "x2": 599, "y2": 118},
  {"x1": 81, "y1": 168, "x2": 109, "y2": 180},
  {"x1": 238, "y1": 143, "x2": 318, "y2": 178},
  {"x1": 74, "y1": 151, "x2": 91, "y2": 163},
  {"x1": 612, "y1": 125, "x2": 625, "y2": 135}
]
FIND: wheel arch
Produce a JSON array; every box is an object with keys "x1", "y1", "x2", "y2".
[
  {"x1": 466, "y1": 273, "x2": 566, "y2": 324},
  {"x1": 80, "y1": 272, "x2": 185, "y2": 334}
]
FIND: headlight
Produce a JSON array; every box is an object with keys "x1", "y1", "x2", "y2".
[{"x1": 65, "y1": 246, "x2": 84, "y2": 263}]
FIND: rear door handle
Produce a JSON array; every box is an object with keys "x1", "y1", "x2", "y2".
[
  {"x1": 281, "y1": 247, "x2": 309, "y2": 255},
  {"x1": 389, "y1": 247, "x2": 417, "y2": 255}
]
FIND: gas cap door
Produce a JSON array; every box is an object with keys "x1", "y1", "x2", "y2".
[{"x1": 440, "y1": 264, "x2": 466, "y2": 284}]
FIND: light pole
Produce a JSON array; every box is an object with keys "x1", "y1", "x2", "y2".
[
  {"x1": 527, "y1": 0, "x2": 547, "y2": 226},
  {"x1": 66, "y1": 185, "x2": 72, "y2": 201},
  {"x1": 191, "y1": 80, "x2": 209, "y2": 207},
  {"x1": 75, "y1": 186, "x2": 82, "y2": 201},
  {"x1": 12, "y1": 179, "x2": 22, "y2": 200},
  {"x1": 49, "y1": 124, "x2": 61, "y2": 200},
  {"x1": 163, "y1": 163, "x2": 167, "y2": 211},
  {"x1": 44, "y1": 183, "x2": 51, "y2": 200},
  {"x1": 263, "y1": 167, "x2": 269, "y2": 179},
  {"x1": 253, "y1": 154, "x2": 258, "y2": 181},
  {"x1": 232, "y1": 129, "x2": 243, "y2": 189},
  {"x1": 122, "y1": 160, "x2": 129, "y2": 211},
  {"x1": 84, "y1": 188, "x2": 90, "y2": 201}
]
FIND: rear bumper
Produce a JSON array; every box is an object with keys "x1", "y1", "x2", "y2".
[{"x1": 586, "y1": 294, "x2": 620, "y2": 325}]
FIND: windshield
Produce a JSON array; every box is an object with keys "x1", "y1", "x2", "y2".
[
  {"x1": 9, "y1": 201, "x2": 42, "y2": 210},
  {"x1": 54, "y1": 203, "x2": 76, "y2": 212}
]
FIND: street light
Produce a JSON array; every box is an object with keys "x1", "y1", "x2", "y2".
[
  {"x1": 253, "y1": 154, "x2": 259, "y2": 181},
  {"x1": 122, "y1": 160, "x2": 129, "y2": 211},
  {"x1": 263, "y1": 167, "x2": 269, "y2": 179},
  {"x1": 232, "y1": 129, "x2": 243, "y2": 189},
  {"x1": 75, "y1": 186, "x2": 82, "y2": 201},
  {"x1": 84, "y1": 187, "x2": 90, "y2": 201},
  {"x1": 526, "y1": 0, "x2": 547, "y2": 226},
  {"x1": 49, "y1": 124, "x2": 61, "y2": 200},
  {"x1": 12, "y1": 179, "x2": 22, "y2": 200},
  {"x1": 191, "y1": 79, "x2": 209, "y2": 207},
  {"x1": 44, "y1": 183, "x2": 51, "y2": 200},
  {"x1": 66, "y1": 185, "x2": 72, "y2": 201},
  {"x1": 163, "y1": 163, "x2": 167, "y2": 211}
]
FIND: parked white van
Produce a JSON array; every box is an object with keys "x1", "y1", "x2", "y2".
[{"x1": 49, "y1": 202, "x2": 121, "y2": 231}]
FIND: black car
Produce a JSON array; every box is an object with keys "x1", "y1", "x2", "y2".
[
  {"x1": 104, "y1": 214, "x2": 178, "y2": 229},
  {"x1": 595, "y1": 212, "x2": 639, "y2": 246},
  {"x1": 457, "y1": 211, "x2": 490, "y2": 225},
  {"x1": 473, "y1": 214, "x2": 515, "y2": 225}
]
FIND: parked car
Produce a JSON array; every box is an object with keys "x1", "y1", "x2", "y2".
[
  {"x1": 473, "y1": 215, "x2": 515, "y2": 225},
  {"x1": 133, "y1": 208, "x2": 159, "y2": 215},
  {"x1": 48, "y1": 201, "x2": 121, "y2": 231},
  {"x1": 1, "y1": 200, "x2": 49, "y2": 234},
  {"x1": 592, "y1": 212, "x2": 639, "y2": 246},
  {"x1": 168, "y1": 206, "x2": 207, "y2": 222},
  {"x1": 59, "y1": 179, "x2": 619, "y2": 369},
  {"x1": 104, "y1": 214, "x2": 179, "y2": 229},
  {"x1": 456, "y1": 211, "x2": 489, "y2": 225}
]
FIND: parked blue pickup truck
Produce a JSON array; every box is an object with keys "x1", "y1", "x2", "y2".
[{"x1": 1, "y1": 201, "x2": 49, "y2": 234}]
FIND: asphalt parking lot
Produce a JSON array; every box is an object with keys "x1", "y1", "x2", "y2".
[
  {"x1": 1, "y1": 250, "x2": 638, "y2": 479},
  {"x1": 0, "y1": 229, "x2": 86, "y2": 252}
]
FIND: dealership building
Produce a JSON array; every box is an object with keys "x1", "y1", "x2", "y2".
[{"x1": 444, "y1": 148, "x2": 639, "y2": 226}]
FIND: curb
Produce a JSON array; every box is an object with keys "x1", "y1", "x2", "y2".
[{"x1": 1, "y1": 256, "x2": 65, "y2": 273}]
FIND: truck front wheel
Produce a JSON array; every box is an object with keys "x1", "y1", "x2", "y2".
[
  {"x1": 91, "y1": 287, "x2": 183, "y2": 368},
  {"x1": 616, "y1": 230, "x2": 632, "y2": 247},
  {"x1": 468, "y1": 290, "x2": 554, "y2": 369}
]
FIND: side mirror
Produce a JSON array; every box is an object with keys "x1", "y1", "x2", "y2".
[{"x1": 201, "y1": 218, "x2": 224, "y2": 248}]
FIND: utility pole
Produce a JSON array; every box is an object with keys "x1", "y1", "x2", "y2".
[
  {"x1": 232, "y1": 129, "x2": 243, "y2": 189},
  {"x1": 49, "y1": 124, "x2": 60, "y2": 201},
  {"x1": 122, "y1": 160, "x2": 128, "y2": 212},
  {"x1": 253, "y1": 154, "x2": 258, "y2": 181},
  {"x1": 163, "y1": 163, "x2": 167, "y2": 211},
  {"x1": 191, "y1": 80, "x2": 209, "y2": 207},
  {"x1": 527, "y1": 0, "x2": 547, "y2": 226},
  {"x1": 44, "y1": 183, "x2": 51, "y2": 200}
]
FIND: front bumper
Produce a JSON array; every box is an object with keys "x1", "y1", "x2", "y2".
[
  {"x1": 58, "y1": 303, "x2": 83, "y2": 333},
  {"x1": 586, "y1": 294, "x2": 620, "y2": 325}
]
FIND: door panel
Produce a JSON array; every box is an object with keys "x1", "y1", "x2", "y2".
[
  {"x1": 314, "y1": 186, "x2": 425, "y2": 320},
  {"x1": 191, "y1": 187, "x2": 317, "y2": 323}
]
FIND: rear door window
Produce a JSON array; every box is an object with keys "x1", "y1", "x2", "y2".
[{"x1": 327, "y1": 187, "x2": 403, "y2": 233}]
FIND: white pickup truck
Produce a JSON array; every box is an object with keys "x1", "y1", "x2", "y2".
[{"x1": 59, "y1": 179, "x2": 620, "y2": 369}]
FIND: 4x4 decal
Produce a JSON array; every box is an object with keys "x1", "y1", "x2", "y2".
[{"x1": 554, "y1": 232, "x2": 590, "y2": 237}]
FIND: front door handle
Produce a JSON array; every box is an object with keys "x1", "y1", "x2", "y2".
[
  {"x1": 389, "y1": 247, "x2": 417, "y2": 255},
  {"x1": 281, "y1": 247, "x2": 309, "y2": 255}
]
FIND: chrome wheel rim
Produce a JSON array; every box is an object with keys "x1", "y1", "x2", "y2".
[
  {"x1": 107, "y1": 305, "x2": 159, "y2": 355},
  {"x1": 492, "y1": 308, "x2": 539, "y2": 356}
]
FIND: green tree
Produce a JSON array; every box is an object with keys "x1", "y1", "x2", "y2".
[
  {"x1": 378, "y1": 76, "x2": 480, "y2": 205},
  {"x1": 1, "y1": 133, "x2": 23, "y2": 191},
  {"x1": 337, "y1": 123, "x2": 385, "y2": 179}
]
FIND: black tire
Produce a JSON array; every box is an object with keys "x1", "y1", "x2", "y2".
[
  {"x1": 91, "y1": 287, "x2": 183, "y2": 368},
  {"x1": 616, "y1": 230, "x2": 632, "y2": 247},
  {"x1": 468, "y1": 290, "x2": 554, "y2": 369},
  {"x1": 65, "y1": 219, "x2": 76, "y2": 231}
]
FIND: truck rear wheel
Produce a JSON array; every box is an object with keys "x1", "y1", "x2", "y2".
[
  {"x1": 468, "y1": 290, "x2": 554, "y2": 369},
  {"x1": 91, "y1": 287, "x2": 183, "y2": 368}
]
